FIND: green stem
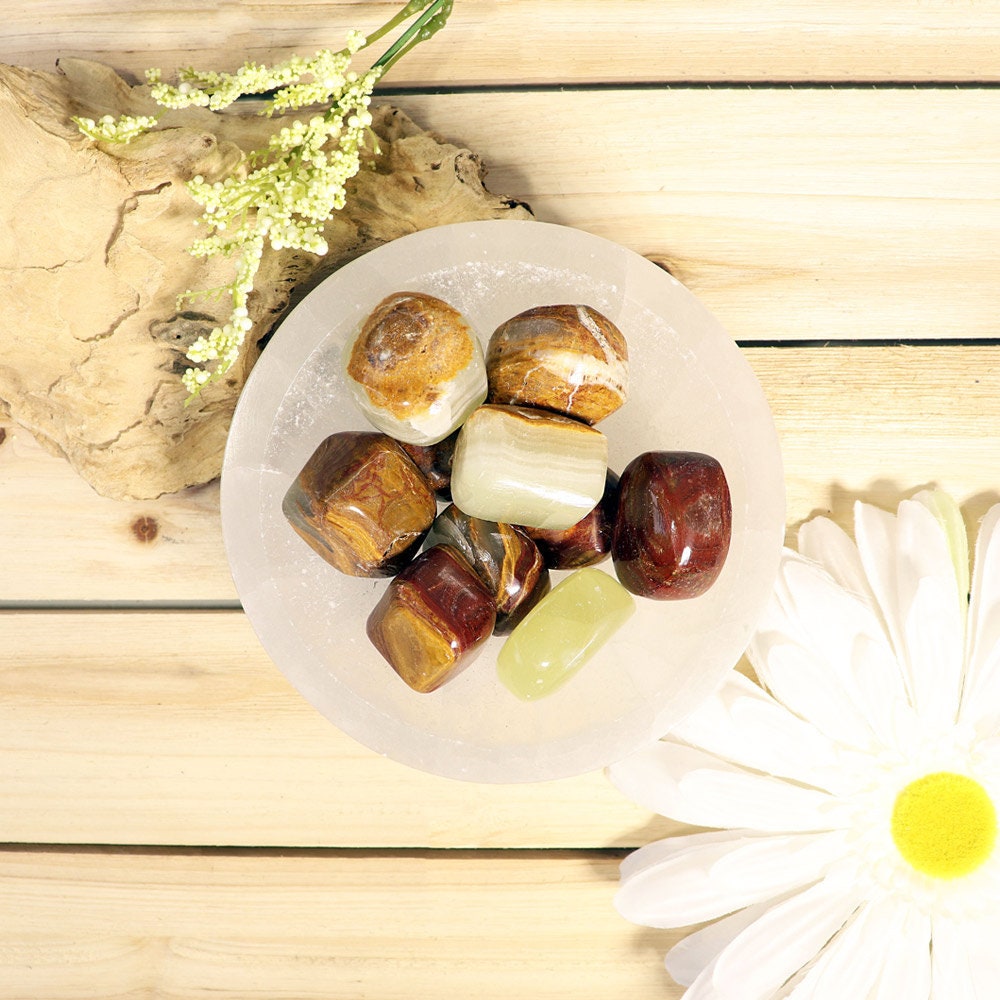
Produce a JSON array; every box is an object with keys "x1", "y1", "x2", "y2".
[
  {"x1": 372, "y1": 0, "x2": 453, "y2": 74},
  {"x1": 361, "y1": 0, "x2": 438, "y2": 51}
]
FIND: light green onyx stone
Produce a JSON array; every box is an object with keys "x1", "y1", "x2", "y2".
[{"x1": 497, "y1": 567, "x2": 635, "y2": 701}]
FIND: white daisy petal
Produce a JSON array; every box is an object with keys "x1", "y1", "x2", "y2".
[
  {"x1": 750, "y1": 637, "x2": 878, "y2": 752},
  {"x1": 854, "y1": 498, "x2": 964, "y2": 727},
  {"x1": 796, "y1": 516, "x2": 876, "y2": 609},
  {"x1": 960, "y1": 503, "x2": 1000, "y2": 732},
  {"x1": 615, "y1": 830, "x2": 845, "y2": 928},
  {"x1": 783, "y1": 897, "x2": 898, "y2": 1000},
  {"x1": 912, "y1": 489, "x2": 970, "y2": 605},
  {"x1": 960, "y1": 643, "x2": 1000, "y2": 737},
  {"x1": 751, "y1": 551, "x2": 912, "y2": 750},
  {"x1": 667, "y1": 671, "x2": 846, "y2": 793},
  {"x1": 706, "y1": 873, "x2": 861, "y2": 1000},
  {"x1": 900, "y1": 572, "x2": 963, "y2": 728},
  {"x1": 852, "y1": 501, "x2": 908, "y2": 650},
  {"x1": 871, "y1": 906, "x2": 930, "y2": 1000},
  {"x1": 931, "y1": 915, "x2": 978, "y2": 1000},
  {"x1": 965, "y1": 918, "x2": 1000, "y2": 995},
  {"x1": 608, "y1": 740, "x2": 845, "y2": 832},
  {"x1": 665, "y1": 898, "x2": 782, "y2": 987}
]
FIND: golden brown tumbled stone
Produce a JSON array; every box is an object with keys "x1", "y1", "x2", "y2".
[
  {"x1": 282, "y1": 431, "x2": 437, "y2": 577},
  {"x1": 485, "y1": 304, "x2": 629, "y2": 425},
  {"x1": 345, "y1": 291, "x2": 487, "y2": 445}
]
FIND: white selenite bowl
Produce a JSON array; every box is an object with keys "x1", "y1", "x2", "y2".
[{"x1": 222, "y1": 220, "x2": 786, "y2": 783}]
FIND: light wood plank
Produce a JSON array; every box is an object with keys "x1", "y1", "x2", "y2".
[
  {"x1": 0, "y1": 424, "x2": 237, "y2": 604},
  {"x1": 0, "y1": 610, "x2": 671, "y2": 849},
  {"x1": 3, "y1": 1, "x2": 1000, "y2": 84},
  {"x1": 5, "y1": 345, "x2": 999, "y2": 602},
  {"x1": 0, "y1": 848, "x2": 681, "y2": 999},
  {"x1": 397, "y1": 88, "x2": 1000, "y2": 343},
  {"x1": 746, "y1": 345, "x2": 1000, "y2": 537}
]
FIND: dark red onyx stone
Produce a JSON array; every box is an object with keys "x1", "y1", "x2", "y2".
[
  {"x1": 524, "y1": 471, "x2": 620, "y2": 570},
  {"x1": 400, "y1": 430, "x2": 458, "y2": 499},
  {"x1": 367, "y1": 544, "x2": 496, "y2": 693},
  {"x1": 612, "y1": 452, "x2": 731, "y2": 600}
]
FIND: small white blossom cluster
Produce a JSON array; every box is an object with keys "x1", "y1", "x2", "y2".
[
  {"x1": 71, "y1": 113, "x2": 159, "y2": 144},
  {"x1": 73, "y1": 0, "x2": 454, "y2": 402},
  {"x1": 145, "y1": 31, "x2": 367, "y2": 114},
  {"x1": 169, "y1": 51, "x2": 381, "y2": 396},
  {"x1": 180, "y1": 235, "x2": 264, "y2": 393}
]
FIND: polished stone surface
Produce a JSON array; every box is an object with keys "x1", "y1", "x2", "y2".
[
  {"x1": 524, "y1": 470, "x2": 620, "y2": 569},
  {"x1": 450, "y1": 404, "x2": 608, "y2": 530},
  {"x1": 424, "y1": 504, "x2": 550, "y2": 633},
  {"x1": 282, "y1": 431, "x2": 436, "y2": 577},
  {"x1": 345, "y1": 291, "x2": 487, "y2": 445},
  {"x1": 497, "y1": 568, "x2": 635, "y2": 701},
  {"x1": 612, "y1": 451, "x2": 732, "y2": 599},
  {"x1": 486, "y1": 304, "x2": 629, "y2": 424},
  {"x1": 400, "y1": 430, "x2": 458, "y2": 499},
  {"x1": 366, "y1": 544, "x2": 497, "y2": 693}
]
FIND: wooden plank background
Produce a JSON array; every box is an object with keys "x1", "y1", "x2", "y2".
[
  {"x1": 5, "y1": 345, "x2": 998, "y2": 604},
  {"x1": 2, "y1": 2, "x2": 999, "y2": 997},
  {"x1": 4, "y1": 1, "x2": 1000, "y2": 83}
]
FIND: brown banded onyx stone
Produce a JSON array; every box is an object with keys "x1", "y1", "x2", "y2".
[
  {"x1": 524, "y1": 470, "x2": 620, "y2": 570},
  {"x1": 424, "y1": 504, "x2": 550, "y2": 633},
  {"x1": 282, "y1": 431, "x2": 436, "y2": 577},
  {"x1": 400, "y1": 429, "x2": 458, "y2": 500},
  {"x1": 612, "y1": 451, "x2": 732, "y2": 600},
  {"x1": 345, "y1": 291, "x2": 487, "y2": 446},
  {"x1": 485, "y1": 304, "x2": 629, "y2": 425},
  {"x1": 367, "y1": 544, "x2": 497, "y2": 693}
]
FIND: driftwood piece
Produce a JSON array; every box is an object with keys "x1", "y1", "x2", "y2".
[{"x1": 0, "y1": 58, "x2": 531, "y2": 500}]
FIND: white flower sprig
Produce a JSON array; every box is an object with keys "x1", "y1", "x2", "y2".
[
  {"x1": 74, "y1": 113, "x2": 159, "y2": 143},
  {"x1": 72, "y1": 0, "x2": 453, "y2": 400}
]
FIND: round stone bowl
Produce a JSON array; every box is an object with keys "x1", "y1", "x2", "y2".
[{"x1": 222, "y1": 220, "x2": 786, "y2": 783}]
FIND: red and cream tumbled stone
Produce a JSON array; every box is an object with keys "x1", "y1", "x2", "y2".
[{"x1": 367, "y1": 544, "x2": 497, "y2": 693}]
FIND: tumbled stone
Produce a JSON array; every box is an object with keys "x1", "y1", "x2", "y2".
[
  {"x1": 282, "y1": 431, "x2": 436, "y2": 577},
  {"x1": 497, "y1": 567, "x2": 635, "y2": 701},
  {"x1": 345, "y1": 291, "x2": 487, "y2": 445},
  {"x1": 424, "y1": 504, "x2": 550, "y2": 633},
  {"x1": 400, "y1": 429, "x2": 458, "y2": 499},
  {"x1": 450, "y1": 404, "x2": 608, "y2": 530},
  {"x1": 524, "y1": 470, "x2": 620, "y2": 569},
  {"x1": 612, "y1": 451, "x2": 732, "y2": 599},
  {"x1": 367, "y1": 544, "x2": 496, "y2": 693},
  {"x1": 486, "y1": 304, "x2": 629, "y2": 424}
]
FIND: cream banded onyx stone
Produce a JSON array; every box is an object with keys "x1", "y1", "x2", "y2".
[
  {"x1": 486, "y1": 304, "x2": 629, "y2": 425},
  {"x1": 450, "y1": 405, "x2": 608, "y2": 530},
  {"x1": 345, "y1": 291, "x2": 487, "y2": 445}
]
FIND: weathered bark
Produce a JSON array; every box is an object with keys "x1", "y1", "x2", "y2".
[{"x1": 0, "y1": 58, "x2": 531, "y2": 499}]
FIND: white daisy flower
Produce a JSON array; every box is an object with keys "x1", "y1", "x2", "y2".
[{"x1": 608, "y1": 490, "x2": 1000, "y2": 999}]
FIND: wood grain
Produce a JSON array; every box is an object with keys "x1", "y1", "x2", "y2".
[
  {"x1": 0, "y1": 424, "x2": 236, "y2": 604},
  {"x1": 2, "y1": 1, "x2": 1000, "y2": 84},
  {"x1": 396, "y1": 88, "x2": 1000, "y2": 343},
  {"x1": 0, "y1": 848, "x2": 682, "y2": 999},
  {"x1": 4, "y1": 346, "x2": 999, "y2": 603},
  {"x1": 0, "y1": 610, "x2": 673, "y2": 848}
]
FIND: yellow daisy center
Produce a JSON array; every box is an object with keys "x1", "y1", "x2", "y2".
[{"x1": 890, "y1": 771, "x2": 997, "y2": 879}]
